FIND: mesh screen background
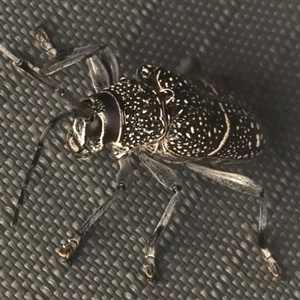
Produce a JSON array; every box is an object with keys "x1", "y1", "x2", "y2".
[{"x1": 0, "y1": 1, "x2": 299, "y2": 299}]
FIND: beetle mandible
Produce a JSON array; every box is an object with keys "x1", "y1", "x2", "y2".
[{"x1": 0, "y1": 25, "x2": 281, "y2": 280}]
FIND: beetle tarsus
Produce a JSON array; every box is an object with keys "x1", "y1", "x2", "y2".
[
  {"x1": 58, "y1": 234, "x2": 81, "y2": 262},
  {"x1": 34, "y1": 24, "x2": 58, "y2": 58},
  {"x1": 143, "y1": 253, "x2": 157, "y2": 282},
  {"x1": 260, "y1": 248, "x2": 282, "y2": 278}
]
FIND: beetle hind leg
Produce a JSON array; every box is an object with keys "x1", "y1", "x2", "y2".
[
  {"x1": 186, "y1": 162, "x2": 282, "y2": 278},
  {"x1": 257, "y1": 197, "x2": 282, "y2": 278}
]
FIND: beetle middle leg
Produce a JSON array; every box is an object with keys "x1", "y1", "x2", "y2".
[
  {"x1": 186, "y1": 162, "x2": 282, "y2": 278},
  {"x1": 138, "y1": 151, "x2": 182, "y2": 281}
]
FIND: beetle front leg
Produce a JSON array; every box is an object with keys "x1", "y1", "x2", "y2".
[
  {"x1": 186, "y1": 162, "x2": 282, "y2": 278},
  {"x1": 34, "y1": 25, "x2": 59, "y2": 58},
  {"x1": 58, "y1": 155, "x2": 133, "y2": 262},
  {"x1": 34, "y1": 25, "x2": 120, "y2": 88},
  {"x1": 0, "y1": 43, "x2": 60, "y2": 93},
  {"x1": 1, "y1": 25, "x2": 119, "y2": 106},
  {"x1": 86, "y1": 48, "x2": 120, "y2": 94},
  {"x1": 139, "y1": 151, "x2": 182, "y2": 281}
]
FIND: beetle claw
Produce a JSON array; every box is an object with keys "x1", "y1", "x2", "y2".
[
  {"x1": 58, "y1": 236, "x2": 80, "y2": 262},
  {"x1": 143, "y1": 255, "x2": 157, "y2": 282}
]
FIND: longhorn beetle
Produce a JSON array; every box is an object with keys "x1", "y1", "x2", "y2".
[{"x1": 0, "y1": 25, "x2": 281, "y2": 280}]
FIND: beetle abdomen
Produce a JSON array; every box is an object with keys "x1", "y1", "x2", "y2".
[{"x1": 164, "y1": 100, "x2": 264, "y2": 159}]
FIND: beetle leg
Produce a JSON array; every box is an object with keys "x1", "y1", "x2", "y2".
[
  {"x1": 88, "y1": 46, "x2": 120, "y2": 88},
  {"x1": 39, "y1": 45, "x2": 119, "y2": 94},
  {"x1": 38, "y1": 44, "x2": 104, "y2": 75},
  {"x1": 186, "y1": 162, "x2": 282, "y2": 278},
  {"x1": 58, "y1": 155, "x2": 132, "y2": 262},
  {"x1": 0, "y1": 41, "x2": 78, "y2": 108},
  {"x1": 1, "y1": 25, "x2": 120, "y2": 107},
  {"x1": 34, "y1": 24, "x2": 59, "y2": 58},
  {"x1": 37, "y1": 25, "x2": 120, "y2": 93},
  {"x1": 86, "y1": 48, "x2": 120, "y2": 94},
  {"x1": 139, "y1": 151, "x2": 182, "y2": 281},
  {"x1": 34, "y1": 25, "x2": 120, "y2": 85},
  {"x1": 0, "y1": 43, "x2": 59, "y2": 92}
]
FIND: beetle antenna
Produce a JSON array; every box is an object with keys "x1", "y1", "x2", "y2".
[{"x1": 12, "y1": 111, "x2": 75, "y2": 225}]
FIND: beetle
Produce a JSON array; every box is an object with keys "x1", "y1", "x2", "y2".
[{"x1": 0, "y1": 25, "x2": 281, "y2": 280}]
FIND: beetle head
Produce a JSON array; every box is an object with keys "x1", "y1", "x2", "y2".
[{"x1": 67, "y1": 93, "x2": 121, "y2": 158}]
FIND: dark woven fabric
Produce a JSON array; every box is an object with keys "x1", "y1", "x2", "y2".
[{"x1": 0, "y1": 1, "x2": 299, "y2": 299}]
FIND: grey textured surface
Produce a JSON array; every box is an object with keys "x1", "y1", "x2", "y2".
[{"x1": 0, "y1": 1, "x2": 300, "y2": 299}]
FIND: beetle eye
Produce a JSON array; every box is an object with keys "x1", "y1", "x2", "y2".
[{"x1": 86, "y1": 115, "x2": 101, "y2": 137}]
